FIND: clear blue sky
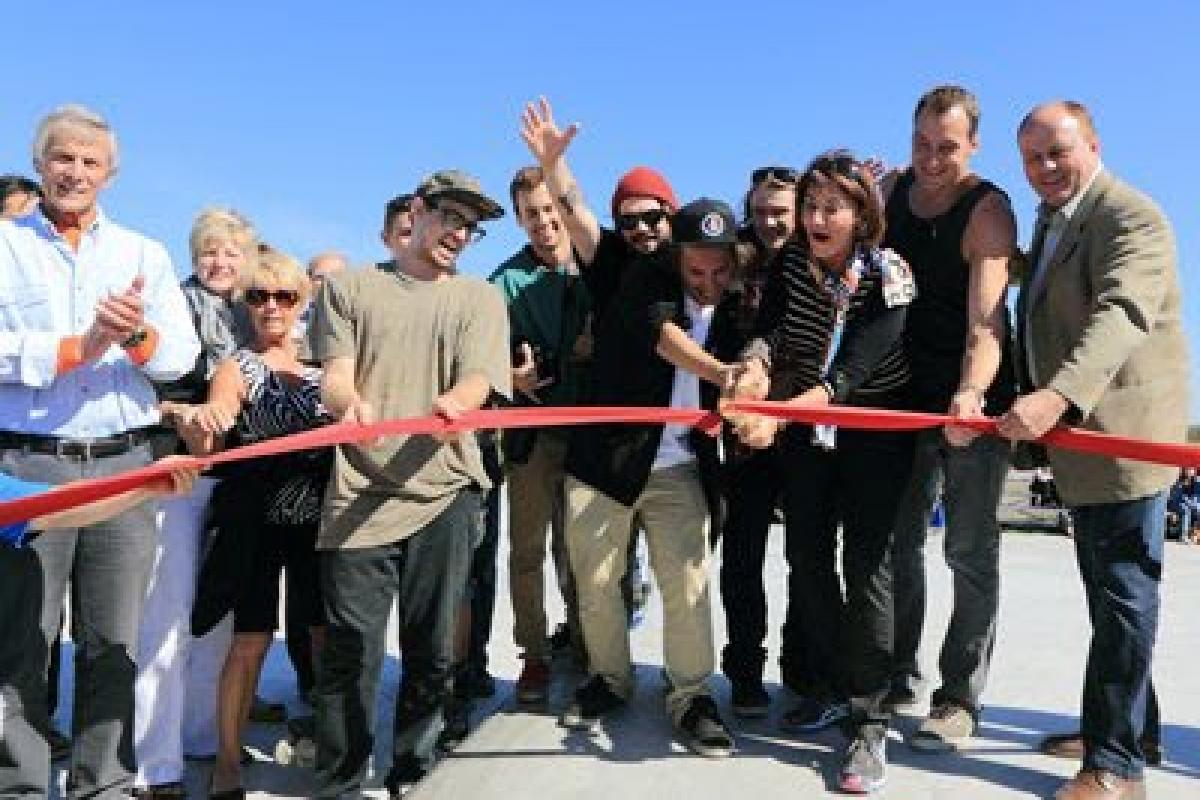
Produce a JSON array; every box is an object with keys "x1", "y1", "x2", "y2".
[{"x1": 3, "y1": 1, "x2": 1196, "y2": 415}]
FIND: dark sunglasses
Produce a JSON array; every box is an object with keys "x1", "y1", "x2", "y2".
[
  {"x1": 244, "y1": 288, "x2": 301, "y2": 308},
  {"x1": 614, "y1": 208, "x2": 671, "y2": 231},
  {"x1": 751, "y1": 166, "x2": 800, "y2": 186},
  {"x1": 810, "y1": 152, "x2": 866, "y2": 182}
]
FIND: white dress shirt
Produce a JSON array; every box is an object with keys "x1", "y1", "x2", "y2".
[{"x1": 0, "y1": 208, "x2": 199, "y2": 437}]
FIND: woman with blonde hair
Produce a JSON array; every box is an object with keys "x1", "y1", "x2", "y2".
[
  {"x1": 133, "y1": 208, "x2": 257, "y2": 798},
  {"x1": 181, "y1": 249, "x2": 332, "y2": 799}
]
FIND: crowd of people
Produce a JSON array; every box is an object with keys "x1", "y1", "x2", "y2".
[{"x1": 0, "y1": 84, "x2": 1187, "y2": 800}]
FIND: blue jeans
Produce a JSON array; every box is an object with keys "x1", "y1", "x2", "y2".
[
  {"x1": 1071, "y1": 491, "x2": 1166, "y2": 780},
  {"x1": 891, "y1": 430, "x2": 1009, "y2": 712}
]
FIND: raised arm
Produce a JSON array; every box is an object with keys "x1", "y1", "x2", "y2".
[{"x1": 520, "y1": 97, "x2": 602, "y2": 265}]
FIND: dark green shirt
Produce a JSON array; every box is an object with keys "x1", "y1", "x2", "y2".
[{"x1": 488, "y1": 245, "x2": 591, "y2": 406}]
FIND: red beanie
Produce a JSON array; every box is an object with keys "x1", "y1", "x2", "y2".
[{"x1": 611, "y1": 166, "x2": 678, "y2": 220}]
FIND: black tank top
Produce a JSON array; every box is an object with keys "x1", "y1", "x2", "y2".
[{"x1": 883, "y1": 170, "x2": 1016, "y2": 413}]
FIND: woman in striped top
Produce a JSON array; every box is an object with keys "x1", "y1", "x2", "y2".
[{"x1": 731, "y1": 151, "x2": 916, "y2": 795}]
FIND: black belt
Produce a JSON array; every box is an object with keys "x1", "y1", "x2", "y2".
[{"x1": 0, "y1": 429, "x2": 151, "y2": 459}]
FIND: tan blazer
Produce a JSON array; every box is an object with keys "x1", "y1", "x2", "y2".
[{"x1": 1015, "y1": 170, "x2": 1189, "y2": 506}]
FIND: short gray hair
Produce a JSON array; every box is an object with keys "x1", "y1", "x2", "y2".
[{"x1": 32, "y1": 104, "x2": 119, "y2": 173}]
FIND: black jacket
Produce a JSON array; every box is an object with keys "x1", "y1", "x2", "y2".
[{"x1": 566, "y1": 250, "x2": 740, "y2": 522}]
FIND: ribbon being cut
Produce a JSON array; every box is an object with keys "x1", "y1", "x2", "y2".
[{"x1": 1, "y1": 401, "x2": 1196, "y2": 528}]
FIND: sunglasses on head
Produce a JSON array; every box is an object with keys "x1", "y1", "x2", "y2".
[
  {"x1": 810, "y1": 152, "x2": 866, "y2": 182},
  {"x1": 614, "y1": 208, "x2": 671, "y2": 231},
  {"x1": 244, "y1": 288, "x2": 300, "y2": 308},
  {"x1": 751, "y1": 166, "x2": 800, "y2": 186}
]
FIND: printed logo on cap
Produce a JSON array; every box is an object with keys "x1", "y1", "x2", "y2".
[{"x1": 700, "y1": 211, "x2": 726, "y2": 238}]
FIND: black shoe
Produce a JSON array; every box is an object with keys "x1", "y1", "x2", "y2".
[
  {"x1": 780, "y1": 696, "x2": 850, "y2": 733},
  {"x1": 839, "y1": 727, "x2": 887, "y2": 794},
  {"x1": 730, "y1": 678, "x2": 770, "y2": 720},
  {"x1": 46, "y1": 728, "x2": 71, "y2": 762},
  {"x1": 437, "y1": 701, "x2": 471, "y2": 752},
  {"x1": 561, "y1": 676, "x2": 625, "y2": 732},
  {"x1": 386, "y1": 755, "x2": 428, "y2": 798},
  {"x1": 678, "y1": 696, "x2": 735, "y2": 758}
]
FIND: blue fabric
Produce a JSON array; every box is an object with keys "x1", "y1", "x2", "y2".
[
  {"x1": 1072, "y1": 491, "x2": 1167, "y2": 779},
  {"x1": 0, "y1": 472, "x2": 51, "y2": 547}
]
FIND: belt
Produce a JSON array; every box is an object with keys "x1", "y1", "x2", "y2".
[{"x1": 0, "y1": 429, "x2": 151, "y2": 460}]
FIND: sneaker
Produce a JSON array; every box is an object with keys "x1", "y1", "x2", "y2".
[
  {"x1": 46, "y1": 728, "x2": 71, "y2": 762},
  {"x1": 839, "y1": 728, "x2": 888, "y2": 794},
  {"x1": 515, "y1": 658, "x2": 550, "y2": 705},
  {"x1": 730, "y1": 678, "x2": 770, "y2": 720},
  {"x1": 910, "y1": 702, "x2": 976, "y2": 753},
  {"x1": 780, "y1": 697, "x2": 850, "y2": 733},
  {"x1": 561, "y1": 676, "x2": 625, "y2": 732},
  {"x1": 678, "y1": 696, "x2": 735, "y2": 758},
  {"x1": 437, "y1": 700, "x2": 470, "y2": 752},
  {"x1": 385, "y1": 755, "x2": 427, "y2": 798}
]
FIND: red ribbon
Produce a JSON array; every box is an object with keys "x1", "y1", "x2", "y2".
[{"x1": 2, "y1": 403, "x2": 1195, "y2": 527}]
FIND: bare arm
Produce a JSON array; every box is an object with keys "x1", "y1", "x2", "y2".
[
  {"x1": 31, "y1": 459, "x2": 200, "y2": 531},
  {"x1": 520, "y1": 97, "x2": 602, "y2": 265},
  {"x1": 655, "y1": 322, "x2": 731, "y2": 386}
]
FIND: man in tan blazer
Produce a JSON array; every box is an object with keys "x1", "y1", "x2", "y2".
[{"x1": 999, "y1": 100, "x2": 1188, "y2": 800}]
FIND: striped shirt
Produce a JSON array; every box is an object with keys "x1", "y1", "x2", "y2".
[{"x1": 747, "y1": 243, "x2": 911, "y2": 406}]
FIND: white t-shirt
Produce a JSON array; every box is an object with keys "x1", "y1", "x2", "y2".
[{"x1": 652, "y1": 296, "x2": 714, "y2": 471}]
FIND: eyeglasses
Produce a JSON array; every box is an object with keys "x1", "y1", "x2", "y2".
[
  {"x1": 244, "y1": 288, "x2": 301, "y2": 308},
  {"x1": 614, "y1": 208, "x2": 671, "y2": 231},
  {"x1": 431, "y1": 201, "x2": 486, "y2": 244},
  {"x1": 751, "y1": 166, "x2": 800, "y2": 186}
]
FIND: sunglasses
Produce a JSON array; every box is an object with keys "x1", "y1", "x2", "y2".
[
  {"x1": 751, "y1": 166, "x2": 800, "y2": 186},
  {"x1": 810, "y1": 152, "x2": 867, "y2": 182},
  {"x1": 614, "y1": 208, "x2": 671, "y2": 231},
  {"x1": 431, "y1": 201, "x2": 486, "y2": 244},
  {"x1": 244, "y1": 288, "x2": 300, "y2": 308}
]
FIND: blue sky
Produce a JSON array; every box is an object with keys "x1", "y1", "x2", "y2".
[{"x1": 3, "y1": 1, "x2": 1196, "y2": 415}]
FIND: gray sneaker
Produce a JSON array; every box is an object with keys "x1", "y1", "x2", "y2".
[{"x1": 910, "y1": 702, "x2": 977, "y2": 753}]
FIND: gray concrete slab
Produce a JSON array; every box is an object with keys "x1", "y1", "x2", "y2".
[{"x1": 48, "y1": 498, "x2": 1200, "y2": 798}]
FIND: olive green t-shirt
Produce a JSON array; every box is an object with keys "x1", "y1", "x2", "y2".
[{"x1": 310, "y1": 262, "x2": 511, "y2": 549}]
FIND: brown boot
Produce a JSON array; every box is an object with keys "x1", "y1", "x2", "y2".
[
  {"x1": 1038, "y1": 732, "x2": 1162, "y2": 766},
  {"x1": 1052, "y1": 769, "x2": 1145, "y2": 799}
]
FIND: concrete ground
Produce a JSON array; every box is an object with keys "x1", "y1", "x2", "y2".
[{"x1": 50, "y1": 487, "x2": 1200, "y2": 798}]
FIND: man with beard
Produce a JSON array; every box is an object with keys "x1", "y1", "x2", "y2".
[{"x1": 310, "y1": 170, "x2": 511, "y2": 798}]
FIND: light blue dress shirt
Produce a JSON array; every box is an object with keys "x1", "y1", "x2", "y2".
[{"x1": 0, "y1": 208, "x2": 200, "y2": 437}]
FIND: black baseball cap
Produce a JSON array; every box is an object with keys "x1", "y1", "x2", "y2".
[{"x1": 672, "y1": 197, "x2": 737, "y2": 247}]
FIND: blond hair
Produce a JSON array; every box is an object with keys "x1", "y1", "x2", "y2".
[
  {"x1": 246, "y1": 248, "x2": 311, "y2": 305},
  {"x1": 188, "y1": 207, "x2": 258, "y2": 272}
]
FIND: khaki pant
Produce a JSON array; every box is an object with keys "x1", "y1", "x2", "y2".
[
  {"x1": 566, "y1": 462, "x2": 714, "y2": 723},
  {"x1": 507, "y1": 432, "x2": 578, "y2": 660}
]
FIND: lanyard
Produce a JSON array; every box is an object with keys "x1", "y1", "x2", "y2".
[{"x1": 812, "y1": 251, "x2": 865, "y2": 450}]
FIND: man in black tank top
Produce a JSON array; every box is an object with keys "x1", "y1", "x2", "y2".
[{"x1": 881, "y1": 85, "x2": 1018, "y2": 752}]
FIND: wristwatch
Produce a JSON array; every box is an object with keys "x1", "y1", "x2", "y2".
[{"x1": 121, "y1": 327, "x2": 149, "y2": 349}]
